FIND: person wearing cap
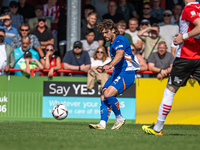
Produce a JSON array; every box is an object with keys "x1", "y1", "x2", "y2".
[
  {"x1": 0, "y1": 12, "x2": 18, "y2": 45},
  {"x1": 28, "y1": 5, "x2": 51, "y2": 32},
  {"x1": 17, "y1": 0, "x2": 35, "y2": 24},
  {"x1": 31, "y1": 15, "x2": 54, "y2": 52},
  {"x1": 13, "y1": 36, "x2": 40, "y2": 76},
  {"x1": 138, "y1": 2, "x2": 158, "y2": 26},
  {"x1": 20, "y1": 51, "x2": 43, "y2": 77},
  {"x1": 63, "y1": 41, "x2": 91, "y2": 77},
  {"x1": 6, "y1": 1, "x2": 23, "y2": 29},
  {"x1": 158, "y1": 10, "x2": 179, "y2": 52}
]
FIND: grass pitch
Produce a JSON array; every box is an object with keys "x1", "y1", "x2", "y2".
[{"x1": 0, "y1": 121, "x2": 200, "y2": 150}]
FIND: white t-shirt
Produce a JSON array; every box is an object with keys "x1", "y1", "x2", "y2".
[
  {"x1": 91, "y1": 57, "x2": 111, "y2": 67},
  {"x1": 0, "y1": 43, "x2": 7, "y2": 75},
  {"x1": 125, "y1": 29, "x2": 141, "y2": 44},
  {"x1": 81, "y1": 40, "x2": 99, "y2": 58}
]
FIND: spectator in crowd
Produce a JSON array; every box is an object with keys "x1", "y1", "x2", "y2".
[
  {"x1": 17, "y1": 0, "x2": 35, "y2": 23},
  {"x1": 82, "y1": 4, "x2": 95, "y2": 27},
  {"x1": 13, "y1": 36, "x2": 40, "y2": 76},
  {"x1": 166, "y1": 0, "x2": 184, "y2": 11},
  {"x1": 150, "y1": 0, "x2": 165, "y2": 22},
  {"x1": 81, "y1": 12, "x2": 104, "y2": 46},
  {"x1": 0, "y1": 12, "x2": 18, "y2": 45},
  {"x1": 140, "y1": 19, "x2": 151, "y2": 31},
  {"x1": 138, "y1": 2, "x2": 158, "y2": 26},
  {"x1": 4, "y1": 1, "x2": 23, "y2": 29},
  {"x1": 148, "y1": 41, "x2": 174, "y2": 80},
  {"x1": 171, "y1": 4, "x2": 183, "y2": 25},
  {"x1": 125, "y1": 18, "x2": 143, "y2": 51},
  {"x1": 102, "y1": 1, "x2": 125, "y2": 24},
  {"x1": 20, "y1": 51, "x2": 43, "y2": 77},
  {"x1": 105, "y1": 20, "x2": 133, "y2": 57},
  {"x1": 158, "y1": 10, "x2": 179, "y2": 52},
  {"x1": 117, "y1": 0, "x2": 138, "y2": 25},
  {"x1": 63, "y1": 41, "x2": 91, "y2": 77},
  {"x1": 132, "y1": 44, "x2": 148, "y2": 72},
  {"x1": 81, "y1": 28, "x2": 99, "y2": 58},
  {"x1": 137, "y1": 24, "x2": 166, "y2": 61},
  {"x1": 28, "y1": 5, "x2": 51, "y2": 32},
  {"x1": 41, "y1": 44, "x2": 61, "y2": 77},
  {"x1": 57, "y1": 3, "x2": 67, "y2": 60},
  {"x1": 11, "y1": 23, "x2": 44, "y2": 59},
  {"x1": 1, "y1": 0, "x2": 19, "y2": 13},
  {"x1": 31, "y1": 15, "x2": 54, "y2": 52},
  {"x1": 87, "y1": 46, "x2": 111, "y2": 90},
  {"x1": 0, "y1": 28, "x2": 15, "y2": 75},
  {"x1": 90, "y1": 0, "x2": 109, "y2": 20}
]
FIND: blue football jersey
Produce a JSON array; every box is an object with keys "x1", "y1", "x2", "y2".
[
  {"x1": 109, "y1": 35, "x2": 140, "y2": 71},
  {"x1": 14, "y1": 47, "x2": 40, "y2": 76}
]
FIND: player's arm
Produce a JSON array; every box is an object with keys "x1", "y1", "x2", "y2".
[
  {"x1": 103, "y1": 50, "x2": 124, "y2": 70},
  {"x1": 174, "y1": 18, "x2": 200, "y2": 45}
]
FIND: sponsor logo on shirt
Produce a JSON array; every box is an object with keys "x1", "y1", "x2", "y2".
[
  {"x1": 190, "y1": 11, "x2": 196, "y2": 16},
  {"x1": 115, "y1": 45, "x2": 123, "y2": 50},
  {"x1": 174, "y1": 76, "x2": 182, "y2": 84}
]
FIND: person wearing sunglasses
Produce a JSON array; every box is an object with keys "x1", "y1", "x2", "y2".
[
  {"x1": 31, "y1": 15, "x2": 54, "y2": 53},
  {"x1": 41, "y1": 44, "x2": 61, "y2": 77},
  {"x1": 138, "y1": 2, "x2": 158, "y2": 26},
  {"x1": 87, "y1": 46, "x2": 111, "y2": 91},
  {"x1": 63, "y1": 41, "x2": 91, "y2": 77},
  {"x1": 158, "y1": 10, "x2": 179, "y2": 53}
]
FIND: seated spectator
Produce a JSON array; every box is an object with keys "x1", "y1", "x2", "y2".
[
  {"x1": 11, "y1": 23, "x2": 44, "y2": 58},
  {"x1": 0, "y1": 1, "x2": 24, "y2": 29},
  {"x1": 166, "y1": 0, "x2": 184, "y2": 11},
  {"x1": 171, "y1": 4, "x2": 183, "y2": 25},
  {"x1": 0, "y1": 28, "x2": 15, "y2": 75},
  {"x1": 132, "y1": 44, "x2": 148, "y2": 72},
  {"x1": 102, "y1": 1, "x2": 125, "y2": 24},
  {"x1": 28, "y1": 5, "x2": 51, "y2": 32},
  {"x1": 125, "y1": 18, "x2": 143, "y2": 51},
  {"x1": 41, "y1": 44, "x2": 61, "y2": 77},
  {"x1": 148, "y1": 41, "x2": 174, "y2": 80},
  {"x1": 0, "y1": 12, "x2": 18, "y2": 45},
  {"x1": 87, "y1": 46, "x2": 111, "y2": 90},
  {"x1": 137, "y1": 24, "x2": 166, "y2": 61},
  {"x1": 158, "y1": 10, "x2": 179, "y2": 52},
  {"x1": 105, "y1": 20, "x2": 133, "y2": 57},
  {"x1": 31, "y1": 15, "x2": 54, "y2": 52},
  {"x1": 81, "y1": 29, "x2": 99, "y2": 58},
  {"x1": 82, "y1": 4, "x2": 99, "y2": 27},
  {"x1": 138, "y1": 2, "x2": 158, "y2": 26},
  {"x1": 81, "y1": 12, "x2": 104, "y2": 46},
  {"x1": 117, "y1": 0, "x2": 138, "y2": 25},
  {"x1": 17, "y1": 0, "x2": 35, "y2": 23},
  {"x1": 90, "y1": 0, "x2": 109, "y2": 20},
  {"x1": 63, "y1": 41, "x2": 91, "y2": 77},
  {"x1": 150, "y1": 0, "x2": 165, "y2": 22},
  {"x1": 20, "y1": 51, "x2": 43, "y2": 77},
  {"x1": 13, "y1": 36, "x2": 40, "y2": 76}
]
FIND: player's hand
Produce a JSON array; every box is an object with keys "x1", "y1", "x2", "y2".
[
  {"x1": 174, "y1": 33, "x2": 183, "y2": 45},
  {"x1": 103, "y1": 65, "x2": 112, "y2": 71},
  {"x1": 96, "y1": 66, "x2": 104, "y2": 73}
]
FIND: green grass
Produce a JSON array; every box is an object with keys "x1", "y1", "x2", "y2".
[{"x1": 0, "y1": 121, "x2": 200, "y2": 150}]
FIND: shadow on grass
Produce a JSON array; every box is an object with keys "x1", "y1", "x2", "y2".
[{"x1": 166, "y1": 133, "x2": 198, "y2": 136}]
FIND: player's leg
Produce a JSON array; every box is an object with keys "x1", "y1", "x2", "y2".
[{"x1": 142, "y1": 58, "x2": 193, "y2": 135}]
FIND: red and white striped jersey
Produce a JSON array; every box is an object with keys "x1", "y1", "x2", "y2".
[
  {"x1": 176, "y1": 2, "x2": 200, "y2": 59},
  {"x1": 43, "y1": 4, "x2": 60, "y2": 21}
]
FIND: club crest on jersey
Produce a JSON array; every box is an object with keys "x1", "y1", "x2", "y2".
[
  {"x1": 190, "y1": 11, "x2": 196, "y2": 16},
  {"x1": 174, "y1": 76, "x2": 182, "y2": 84}
]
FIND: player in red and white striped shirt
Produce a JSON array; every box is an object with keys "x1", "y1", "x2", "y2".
[{"x1": 142, "y1": 0, "x2": 200, "y2": 136}]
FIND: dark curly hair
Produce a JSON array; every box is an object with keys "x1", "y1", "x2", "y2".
[{"x1": 97, "y1": 19, "x2": 120, "y2": 35}]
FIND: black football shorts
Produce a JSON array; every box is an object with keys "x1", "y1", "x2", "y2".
[{"x1": 168, "y1": 58, "x2": 200, "y2": 87}]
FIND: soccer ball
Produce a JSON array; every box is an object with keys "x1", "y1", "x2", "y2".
[{"x1": 52, "y1": 104, "x2": 68, "y2": 120}]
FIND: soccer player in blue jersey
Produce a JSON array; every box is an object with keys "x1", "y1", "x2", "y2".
[{"x1": 89, "y1": 19, "x2": 140, "y2": 130}]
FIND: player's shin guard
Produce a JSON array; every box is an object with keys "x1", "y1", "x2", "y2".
[
  {"x1": 105, "y1": 96, "x2": 121, "y2": 116},
  {"x1": 154, "y1": 87, "x2": 175, "y2": 132},
  {"x1": 100, "y1": 100, "x2": 111, "y2": 122}
]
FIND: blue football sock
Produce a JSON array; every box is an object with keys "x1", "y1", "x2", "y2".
[
  {"x1": 100, "y1": 100, "x2": 111, "y2": 122},
  {"x1": 105, "y1": 96, "x2": 121, "y2": 116}
]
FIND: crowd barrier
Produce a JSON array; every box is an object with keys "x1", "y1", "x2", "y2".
[{"x1": 0, "y1": 70, "x2": 199, "y2": 125}]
